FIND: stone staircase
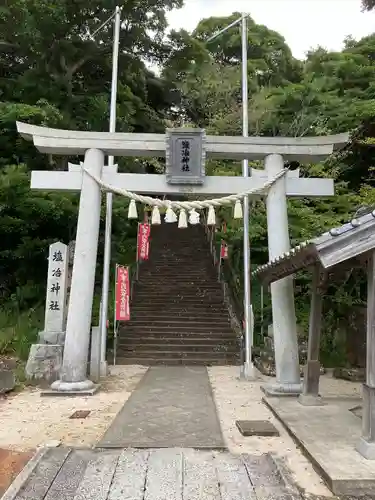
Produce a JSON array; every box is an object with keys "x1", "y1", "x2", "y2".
[{"x1": 116, "y1": 221, "x2": 240, "y2": 365}]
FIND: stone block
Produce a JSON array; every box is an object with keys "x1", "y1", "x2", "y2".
[
  {"x1": 0, "y1": 370, "x2": 15, "y2": 393},
  {"x1": 333, "y1": 367, "x2": 365, "y2": 382},
  {"x1": 236, "y1": 420, "x2": 279, "y2": 436},
  {"x1": 25, "y1": 344, "x2": 63, "y2": 385},
  {"x1": 0, "y1": 358, "x2": 17, "y2": 370},
  {"x1": 38, "y1": 330, "x2": 65, "y2": 345}
]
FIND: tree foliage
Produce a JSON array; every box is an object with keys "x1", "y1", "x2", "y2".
[
  {"x1": 1, "y1": 3, "x2": 375, "y2": 365},
  {"x1": 362, "y1": 0, "x2": 375, "y2": 10},
  {"x1": 164, "y1": 12, "x2": 375, "y2": 363},
  {"x1": 0, "y1": 0, "x2": 181, "y2": 355}
]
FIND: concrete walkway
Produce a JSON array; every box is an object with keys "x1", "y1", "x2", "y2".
[
  {"x1": 97, "y1": 366, "x2": 225, "y2": 449},
  {"x1": 3, "y1": 447, "x2": 301, "y2": 500}
]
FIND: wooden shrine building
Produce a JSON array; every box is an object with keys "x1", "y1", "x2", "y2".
[{"x1": 253, "y1": 208, "x2": 375, "y2": 460}]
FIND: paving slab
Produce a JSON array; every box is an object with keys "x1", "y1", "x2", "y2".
[
  {"x1": 236, "y1": 420, "x2": 279, "y2": 437},
  {"x1": 97, "y1": 366, "x2": 225, "y2": 449},
  {"x1": 1, "y1": 448, "x2": 301, "y2": 500},
  {"x1": 264, "y1": 395, "x2": 375, "y2": 496}
]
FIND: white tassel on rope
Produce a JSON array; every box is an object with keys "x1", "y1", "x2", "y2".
[
  {"x1": 128, "y1": 199, "x2": 138, "y2": 219},
  {"x1": 178, "y1": 209, "x2": 188, "y2": 228},
  {"x1": 207, "y1": 205, "x2": 216, "y2": 226},
  {"x1": 233, "y1": 199, "x2": 243, "y2": 219},
  {"x1": 165, "y1": 203, "x2": 177, "y2": 223},
  {"x1": 151, "y1": 206, "x2": 161, "y2": 225},
  {"x1": 189, "y1": 209, "x2": 200, "y2": 225}
]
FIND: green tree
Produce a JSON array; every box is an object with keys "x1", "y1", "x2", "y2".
[
  {"x1": 0, "y1": 0, "x2": 183, "y2": 357},
  {"x1": 163, "y1": 14, "x2": 375, "y2": 364},
  {"x1": 362, "y1": 0, "x2": 375, "y2": 10}
]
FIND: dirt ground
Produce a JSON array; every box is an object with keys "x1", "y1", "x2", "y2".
[
  {"x1": 0, "y1": 365, "x2": 147, "y2": 451},
  {"x1": 0, "y1": 365, "x2": 361, "y2": 498},
  {"x1": 0, "y1": 448, "x2": 33, "y2": 497}
]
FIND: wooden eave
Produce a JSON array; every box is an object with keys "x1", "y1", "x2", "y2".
[{"x1": 253, "y1": 211, "x2": 375, "y2": 285}]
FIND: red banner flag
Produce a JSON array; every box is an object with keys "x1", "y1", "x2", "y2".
[
  {"x1": 115, "y1": 266, "x2": 130, "y2": 321},
  {"x1": 220, "y1": 242, "x2": 228, "y2": 260},
  {"x1": 137, "y1": 223, "x2": 151, "y2": 261}
]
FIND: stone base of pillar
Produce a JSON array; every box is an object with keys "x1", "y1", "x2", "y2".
[
  {"x1": 38, "y1": 330, "x2": 65, "y2": 345},
  {"x1": 42, "y1": 379, "x2": 100, "y2": 397},
  {"x1": 356, "y1": 383, "x2": 375, "y2": 458},
  {"x1": 240, "y1": 361, "x2": 257, "y2": 381},
  {"x1": 261, "y1": 381, "x2": 302, "y2": 397},
  {"x1": 298, "y1": 393, "x2": 325, "y2": 406},
  {"x1": 25, "y1": 344, "x2": 63, "y2": 385},
  {"x1": 356, "y1": 437, "x2": 375, "y2": 460}
]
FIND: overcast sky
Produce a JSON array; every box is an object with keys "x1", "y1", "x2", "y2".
[{"x1": 166, "y1": 0, "x2": 375, "y2": 59}]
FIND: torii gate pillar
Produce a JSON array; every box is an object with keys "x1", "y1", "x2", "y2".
[
  {"x1": 264, "y1": 154, "x2": 301, "y2": 395},
  {"x1": 51, "y1": 148, "x2": 104, "y2": 393}
]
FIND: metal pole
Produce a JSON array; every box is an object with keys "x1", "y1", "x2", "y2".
[
  {"x1": 99, "y1": 6, "x2": 121, "y2": 376},
  {"x1": 241, "y1": 12, "x2": 254, "y2": 379},
  {"x1": 206, "y1": 17, "x2": 242, "y2": 42},
  {"x1": 261, "y1": 284, "x2": 264, "y2": 338}
]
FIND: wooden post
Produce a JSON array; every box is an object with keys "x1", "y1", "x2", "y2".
[
  {"x1": 356, "y1": 251, "x2": 375, "y2": 459},
  {"x1": 298, "y1": 264, "x2": 325, "y2": 406}
]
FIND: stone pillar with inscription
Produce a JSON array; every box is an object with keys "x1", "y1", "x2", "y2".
[
  {"x1": 25, "y1": 241, "x2": 68, "y2": 384},
  {"x1": 39, "y1": 242, "x2": 69, "y2": 345}
]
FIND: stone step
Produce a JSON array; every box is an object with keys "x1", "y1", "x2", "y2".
[
  {"x1": 139, "y1": 268, "x2": 215, "y2": 274},
  {"x1": 128, "y1": 312, "x2": 228, "y2": 318},
  {"x1": 127, "y1": 314, "x2": 230, "y2": 322},
  {"x1": 134, "y1": 294, "x2": 219, "y2": 299},
  {"x1": 133, "y1": 291, "x2": 223, "y2": 297},
  {"x1": 131, "y1": 302, "x2": 225, "y2": 309},
  {"x1": 115, "y1": 356, "x2": 240, "y2": 366},
  {"x1": 138, "y1": 273, "x2": 217, "y2": 277},
  {"x1": 118, "y1": 336, "x2": 238, "y2": 344},
  {"x1": 135, "y1": 286, "x2": 221, "y2": 291},
  {"x1": 116, "y1": 349, "x2": 239, "y2": 358},
  {"x1": 137, "y1": 281, "x2": 218, "y2": 286},
  {"x1": 143, "y1": 263, "x2": 213, "y2": 266},
  {"x1": 137, "y1": 276, "x2": 217, "y2": 281},
  {"x1": 130, "y1": 303, "x2": 227, "y2": 310},
  {"x1": 117, "y1": 332, "x2": 238, "y2": 340},
  {"x1": 148, "y1": 249, "x2": 211, "y2": 253},
  {"x1": 122, "y1": 324, "x2": 233, "y2": 332},
  {"x1": 142, "y1": 255, "x2": 212, "y2": 259},
  {"x1": 135, "y1": 284, "x2": 222, "y2": 291},
  {"x1": 131, "y1": 298, "x2": 225, "y2": 306},
  {"x1": 126, "y1": 317, "x2": 231, "y2": 325},
  {"x1": 117, "y1": 343, "x2": 239, "y2": 352},
  {"x1": 128, "y1": 309, "x2": 228, "y2": 317}
]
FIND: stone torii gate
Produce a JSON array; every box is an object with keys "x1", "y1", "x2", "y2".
[{"x1": 17, "y1": 122, "x2": 348, "y2": 394}]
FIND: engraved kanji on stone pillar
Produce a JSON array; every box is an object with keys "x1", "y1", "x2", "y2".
[{"x1": 39, "y1": 241, "x2": 68, "y2": 345}]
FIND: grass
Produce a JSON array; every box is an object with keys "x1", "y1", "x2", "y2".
[{"x1": 0, "y1": 305, "x2": 43, "y2": 361}]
